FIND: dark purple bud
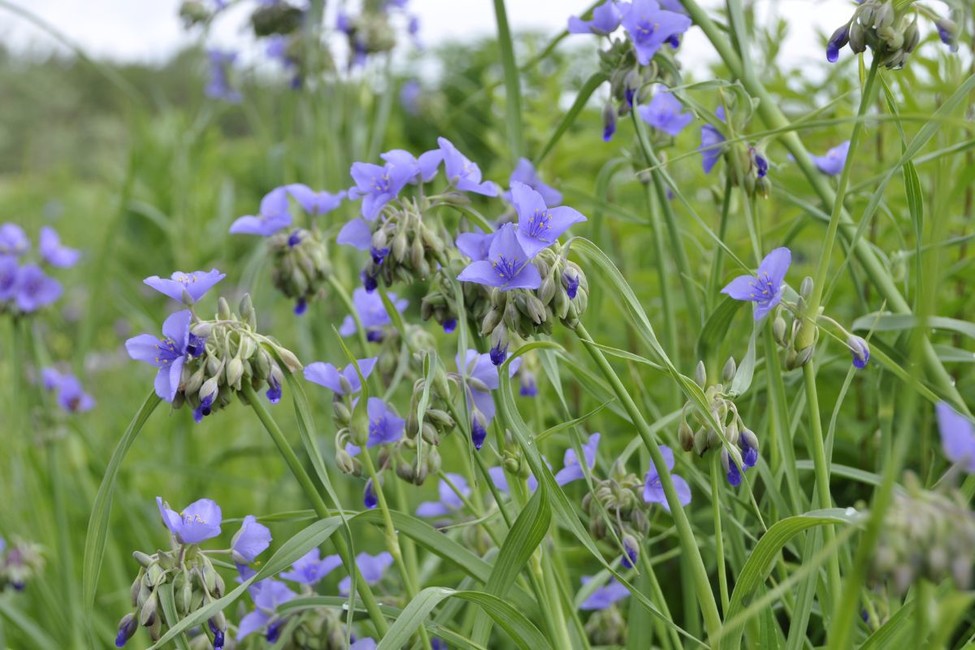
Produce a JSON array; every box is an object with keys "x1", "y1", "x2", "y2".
[
  {"x1": 848, "y1": 335, "x2": 870, "y2": 369},
  {"x1": 622, "y1": 535, "x2": 639, "y2": 568},
  {"x1": 442, "y1": 319, "x2": 457, "y2": 333},
  {"x1": 489, "y1": 343, "x2": 507, "y2": 367},
  {"x1": 519, "y1": 371, "x2": 538, "y2": 397},
  {"x1": 602, "y1": 102, "x2": 617, "y2": 142},
  {"x1": 364, "y1": 479, "x2": 378, "y2": 509},
  {"x1": 287, "y1": 230, "x2": 303, "y2": 248},
  {"x1": 209, "y1": 619, "x2": 225, "y2": 650},
  {"x1": 431, "y1": 638, "x2": 448, "y2": 650},
  {"x1": 826, "y1": 24, "x2": 849, "y2": 63},
  {"x1": 361, "y1": 270, "x2": 378, "y2": 292},
  {"x1": 366, "y1": 329, "x2": 384, "y2": 343},
  {"x1": 187, "y1": 333, "x2": 207, "y2": 358},
  {"x1": 193, "y1": 394, "x2": 214, "y2": 423},
  {"x1": 726, "y1": 462, "x2": 742, "y2": 487},
  {"x1": 115, "y1": 613, "x2": 137, "y2": 648},
  {"x1": 754, "y1": 152, "x2": 768, "y2": 178},
  {"x1": 742, "y1": 441, "x2": 758, "y2": 468},
  {"x1": 266, "y1": 620, "x2": 284, "y2": 644},
  {"x1": 370, "y1": 246, "x2": 390, "y2": 266},
  {"x1": 624, "y1": 87, "x2": 636, "y2": 108},
  {"x1": 936, "y1": 19, "x2": 959, "y2": 52},
  {"x1": 666, "y1": 33, "x2": 680, "y2": 49},
  {"x1": 266, "y1": 377, "x2": 282, "y2": 404},
  {"x1": 294, "y1": 298, "x2": 307, "y2": 315},
  {"x1": 471, "y1": 418, "x2": 487, "y2": 451},
  {"x1": 12, "y1": 581, "x2": 25, "y2": 591},
  {"x1": 564, "y1": 274, "x2": 579, "y2": 300}
]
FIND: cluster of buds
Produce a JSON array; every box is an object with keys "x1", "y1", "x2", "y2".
[
  {"x1": 365, "y1": 201, "x2": 449, "y2": 289},
  {"x1": 250, "y1": 1, "x2": 305, "y2": 37},
  {"x1": 280, "y1": 608, "x2": 350, "y2": 650},
  {"x1": 268, "y1": 228, "x2": 332, "y2": 315},
  {"x1": 0, "y1": 536, "x2": 44, "y2": 592},
  {"x1": 678, "y1": 360, "x2": 759, "y2": 487},
  {"x1": 420, "y1": 262, "x2": 483, "y2": 333},
  {"x1": 336, "y1": 0, "x2": 404, "y2": 63},
  {"x1": 582, "y1": 471, "x2": 649, "y2": 568},
  {"x1": 177, "y1": 1, "x2": 215, "y2": 28},
  {"x1": 178, "y1": 295, "x2": 300, "y2": 422},
  {"x1": 585, "y1": 606, "x2": 627, "y2": 646},
  {"x1": 869, "y1": 472, "x2": 975, "y2": 594}
]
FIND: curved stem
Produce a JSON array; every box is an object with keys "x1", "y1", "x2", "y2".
[{"x1": 710, "y1": 454, "x2": 729, "y2": 616}]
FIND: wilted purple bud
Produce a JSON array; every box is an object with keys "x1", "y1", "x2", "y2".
[{"x1": 826, "y1": 24, "x2": 850, "y2": 63}]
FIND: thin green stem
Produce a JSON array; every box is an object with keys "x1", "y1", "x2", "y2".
[
  {"x1": 707, "y1": 177, "x2": 735, "y2": 312},
  {"x1": 492, "y1": 0, "x2": 524, "y2": 161},
  {"x1": 710, "y1": 454, "x2": 730, "y2": 616},
  {"x1": 573, "y1": 322, "x2": 723, "y2": 639}
]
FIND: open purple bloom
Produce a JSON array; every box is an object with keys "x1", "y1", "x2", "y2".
[
  {"x1": 456, "y1": 349, "x2": 520, "y2": 423},
  {"x1": 232, "y1": 516, "x2": 272, "y2": 565},
  {"x1": 156, "y1": 497, "x2": 222, "y2": 544},
  {"x1": 510, "y1": 182, "x2": 586, "y2": 257},
  {"x1": 237, "y1": 579, "x2": 297, "y2": 641},
  {"x1": 280, "y1": 548, "x2": 342, "y2": 585},
  {"x1": 643, "y1": 445, "x2": 692, "y2": 511},
  {"x1": 284, "y1": 184, "x2": 345, "y2": 216},
  {"x1": 144, "y1": 269, "x2": 225, "y2": 304},
  {"x1": 42, "y1": 368, "x2": 95, "y2": 413},
  {"x1": 366, "y1": 397, "x2": 405, "y2": 447},
  {"x1": 457, "y1": 223, "x2": 542, "y2": 291},
  {"x1": 339, "y1": 287, "x2": 408, "y2": 339},
  {"x1": 700, "y1": 106, "x2": 726, "y2": 174},
  {"x1": 38, "y1": 227, "x2": 80, "y2": 268},
  {"x1": 579, "y1": 576, "x2": 630, "y2": 610},
  {"x1": 936, "y1": 401, "x2": 975, "y2": 473},
  {"x1": 337, "y1": 217, "x2": 374, "y2": 251},
  {"x1": 0, "y1": 223, "x2": 29, "y2": 256},
  {"x1": 230, "y1": 187, "x2": 292, "y2": 236},
  {"x1": 349, "y1": 161, "x2": 413, "y2": 221},
  {"x1": 304, "y1": 357, "x2": 377, "y2": 395},
  {"x1": 205, "y1": 49, "x2": 241, "y2": 103},
  {"x1": 554, "y1": 433, "x2": 601, "y2": 486},
  {"x1": 721, "y1": 247, "x2": 791, "y2": 320},
  {"x1": 621, "y1": 0, "x2": 692, "y2": 65},
  {"x1": 416, "y1": 473, "x2": 470, "y2": 517},
  {"x1": 0, "y1": 256, "x2": 20, "y2": 301},
  {"x1": 568, "y1": 0, "x2": 623, "y2": 35},
  {"x1": 811, "y1": 141, "x2": 850, "y2": 176},
  {"x1": 504, "y1": 158, "x2": 562, "y2": 207},
  {"x1": 338, "y1": 552, "x2": 394, "y2": 595},
  {"x1": 438, "y1": 137, "x2": 498, "y2": 197},
  {"x1": 456, "y1": 230, "x2": 495, "y2": 262},
  {"x1": 125, "y1": 309, "x2": 197, "y2": 402},
  {"x1": 14, "y1": 264, "x2": 62, "y2": 312},
  {"x1": 638, "y1": 91, "x2": 693, "y2": 136},
  {"x1": 380, "y1": 148, "x2": 443, "y2": 185}
]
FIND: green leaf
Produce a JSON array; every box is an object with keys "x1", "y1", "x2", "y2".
[
  {"x1": 729, "y1": 320, "x2": 758, "y2": 397},
  {"x1": 697, "y1": 296, "x2": 745, "y2": 362},
  {"x1": 536, "y1": 72, "x2": 609, "y2": 164},
  {"x1": 156, "y1": 583, "x2": 191, "y2": 650},
  {"x1": 850, "y1": 313, "x2": 975, "y2": 340}
]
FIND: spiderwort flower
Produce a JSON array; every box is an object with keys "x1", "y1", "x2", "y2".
[
  {"x1": 638, "y1": 91, "x2": 693, "y2": 136},
  {"x1": 380, "y1": 148, "x2": 443, "y2": 185},
  {"x1": 230, "y1": 187, "x2": 292, "y2": 236},
  {"x1": 505, "y1": 158, "x2": 563, "y2": 207},
  {"x1": 568, "y1": 0, "x2": 623, "y2": 35},
  {"x1": 0, "y1": 223, "x2": 29, "y2": 256},
  {"x1": 338, "y1": 552, "x2": 394, "y2": 595},
  {"x1": 936, "y1": 401, "x2": 975, "y2": 473},
  {"x1": 338, "y1": 288, "x2": 408, "y2": 340},
  {"x1": 231, "y1": 516, "x2": 272, "y2": 565},
  {"x1": 366, "y1": 397, "x2": 405, "y2": 447},
  {"x1": 416, "y1": 473, "x2": 470, "y2": 517},
  {"x1": 205, "y1": 49, "x2": 241, "y2": 103},
  {"x1": 579, "y1": 576, "x2": 630, "y2": 610},
  {"x1": 279, "y1": 549, "x2": 342, "y2": 585},
  {"x1": 13, "y1": 265, "x2": 62, "y2": 312},
  {"x1": 304, "y1": 357, "x2": 377, "y2": 395},
  {"x1": 41, "y1": 368, "x2": 95, "y2": 413},
  {"x1": 156, "y1": 497, "x2": 222, "y2": 544},
  {"x1": 457, "y1": 223, "x2": 541, "y2": 291},
  {"x1": 554, "y1": 433, "x2": 601, "y2": 486},
  {"x1": 811, "y1": 141, "x2": 850, "y2": 176},
  {"x1": 237, "y1": 580, "x2": 297, "y2": 641},
  {"x1": 847, "y1": 334, "x2": 870, "y2": 369},
  {"x1": 700, "y1": 106, "x2": 726, "y2": 174},
  {"x1": 438, "y1": 137, "x2": 498, "y2": 196},
  {"x1": 621, "y1": 0, "x2": 692, "y2": 65},
  {"x1": 510, "y1": 182, "x2": 587, "y2": 257},
  {"x1": 721, "y1": 247, "x2": 791, "y2": 320},
  {"x1": 38, "y1": 227, "x2": 80, "y2": 268},
  {"x1": 284, "y1": 184, "x2": 345, "y2": 216},
  {"x1": 643, "y1": 445, "x2": 691, "y2": 511},
  {"x1": 125, "y1": 309, "x2": 197, "y2": 402},
  {"x1": 349, "y1": 161, "x2": 413, "y2": 221},
  {"x1": 143, "y1": 269, "x2": 225, "y2": 304}
]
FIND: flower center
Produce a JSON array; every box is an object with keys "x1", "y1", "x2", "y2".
[
  {"x1": 750, "y1": 273, "x2": 776, "y2": 302},
  {"x1": 526, "y1": 209, "x2": 551, "y2": 239},
  {"x1": 493, "y1": 255, "x2": 522, "y2": 282}
]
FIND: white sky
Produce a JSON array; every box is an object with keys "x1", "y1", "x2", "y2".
[{"x1": 1, "y1": 0, "x2": 858, "y2": 73}]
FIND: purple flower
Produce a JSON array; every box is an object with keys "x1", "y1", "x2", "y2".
[
  {"x1": 936, "y1": 401, "x2": 975, "y2": 473},
  {"x1": 13, "y1": 264, "x2": 62, "y2": 312},
  {"x1": 504, "y1": 158, "x2": 562, "y2": 207},
  {"x1": 826, "y1": 24, "x2": 850, "y2": 63},
  {"x1": 364, "y1": 478, "x2": 378, "y2": 509},
  {"x1": 237, "y1": 579, "x2": 297, "y2": 641},
  {"x1": 125, "y1": 309, "x2": 198, "y2": 402},
  {"x1": 455, "y1": 230, "x2": 495, "y2": 262},
  {"x1": 721, "y1": 247, "x2": 791, "y2": 320},
  {"x1": 438, "y1": 137, "x2": 498, "y2": 197},
  {"x1": 700, "y1": 107, "x2": 726, "y2": 174},
  {"x1": 349, "y1": 161, "x2": 413, "y2": 221},
  {"x1": 457, "y1": 223, "x2": 541, "y2": 291},
  {"x1": 510, "y1": 182, "x2": 586, "y2": 257},
  {"x1": 380, "y1": 148, "x2": 443, "y2": 185},
  {"x1": 936, "y1": 19, "x2": 959, "y2": 52},
  {"x1": 401, "y1": 80, "x2": 422, "y2": 116},
  {"x1": 143, "y1": 269, "x2": 225, "y2": 304},
  {"x1": 456, "y1": 350, "x2": 521, "y2": 449},
  {"x1": 0, "y1": 256, "x2": 20, "y2": 301},
  {"x1": 811, "y1": 141, "x2": 850, "y2": 176},
  {"x1": 489, "y1": 342, "x2": 507, "y2": 367},
  {"x1": 156, "y1": 497, "x2": 222, "y2": 544},
  {"x1": 637, "y1": 91, "x2": 693, "y2": 136},
  {"x1": 205, "y1": 49, "x2": 241, "y2": 103},
  {"x1": 488, "y1": 466, "x2": 510, "y2": 493},
  {"x1": 280, "y1": 548, "x2": 342, "y2": 585},
  {"x1": 231, "y1": 516, "x2": 272, "y2": 565},
  {"x1": 621, "y1": 0, "x2": 692, "y2": 65},
  {"x1": 41, "y1": 368, "x2": 95, "y2": 413},
  {"x1": 568, "y1": 0, "x2": 622, "y2": 35},
  {"x1": 38, "y1": 227, "x2": 80, "y2": 268},
  {"x1": 366, "y1": 397, "x2": 405, "y2": 447},
  {"x1": 350, "y1": 640, "x2": 377, "y2": 650},
  {"x1": 304, "y1": 357, "x2": 377, "y2": 395},
  {"x1": 0, "y1": 223, "x2": 29, "y2": 256},
  {"x1": 554, "y1": 433, "x2": 600, "y2": 486},
  {"x1": 579, "y1": 576, "x2": 630, "y2": 610},
  {"x1": 338, "y1": 552, "x2": 394, "y2": 595},
  {"x1": 643, "y1": 445, "x2": 692, "y2": 511},
  {"x1": 337, "y1": 217, "x2": 374, "y2": 251},
  {"x1": 284, "y1": 184, "x2": 345, "y2": 216},
  {"x1": 230, "y1": 187, "x2": 292, "y2": 236},
  {"x1": 416, "y1": 473, "x2": 470, "y2": 517},
  {"x1": 339, "y1": 288, "x2": 408, "y2": 339}
]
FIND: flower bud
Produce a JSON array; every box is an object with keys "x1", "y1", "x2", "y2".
[
  {"x1": 721, "y1": 357, "x2": 737, "y2": 383},
  {"x1": 115, "y1": 612, "x2": 138, "y2": 648},
  {"x1": 847, "y1": 335, "x2": 870, "y2": 369},
  {"x1": 694, "y1": 360, "x2": 707, "y2": 387}
]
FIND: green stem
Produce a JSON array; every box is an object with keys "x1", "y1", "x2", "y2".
[
  {"x1": 707, "y1": 177, "x2": 735, "y2": 312},
  {"x1": 240, "y1": 384, "x2": 389, "y2": 636},
  {"x1": 642, "y1": 181, "x2": 681, "y2": 388},
  {"x1": 800, "y1": 362, "x2": 842, "y2": 619},
  {"x1": 573, "y1": 323, "x2": 722, "y2": 639},
  {"x1": 710, "y1": 454, "x2": 729, "y2": 616},
  {"x1": 492, "y1": 0, "x2": 524, "y2": 161}
]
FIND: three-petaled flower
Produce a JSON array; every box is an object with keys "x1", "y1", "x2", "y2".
[
  {"x1": 511, "y1": 182, "x2": 587, "y2": 257},
  {"x1": 156, "y1": 497, "x2": 222, "y2": 545},
  {"x1": 125, "y1": 310, "x2": 203, "y2": 401},
  {"x1": 304, "y1": 357, "x2": 377, "y2": 395},
  {"x1": 438, "y1": 137, "x2": 498, "y2": 196},
  {"x1": 638, "y1": 90, "x2": 693, "y2": 136},
  {"x1": 456, "y1": 223, "x2": 541, "y2": 291},
  {"x1": 721, "y1": 247, "x2": 792, "y2": 320},
  {"x1": 144, "y1": 269, "x2": 225, "y2": 304},
  {"x1": 643, "y1": 445, "x2": 692, "y2": 511},
  {"x1": 279, "y1": 548, "x2": 342, "y2": 585},
  {"x1": 620, "y1": 0, "x2": 692, "y2": 65}
]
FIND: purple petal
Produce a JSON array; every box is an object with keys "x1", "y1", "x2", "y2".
[
  {"x1": 236, "y1": 611, "x2": 270, "y2": 641},
  {"x1": 721, "y1": 275, "x2": 757, "y2": 301},
  {"x1": 39, "y1": 227, "x2": 81, "y2": 268},
  {"x1": 456, "y1": 231, "x2": 495, "y2": 261},
  {"x1": 156, "y1": 497, "x2": 183, "y2": 536},
  {"x1": 232, "y1": 515, "x2": 272, "y2": 564},
  {"x1": 415, "y1": 501, "x2": 450, "y2": 517},
  {"x1": 937, "y1": 401, "x2": 975, "y2": 473},
  {"x1": 304, "y1": 362, "x2": 344, "y2": 393},
  {"x1": 758, "y1": 247, "x2": 791, "y2": 287},
  {"x1": 457, "y1": 260, "x2": 503, "y2": 287}
]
